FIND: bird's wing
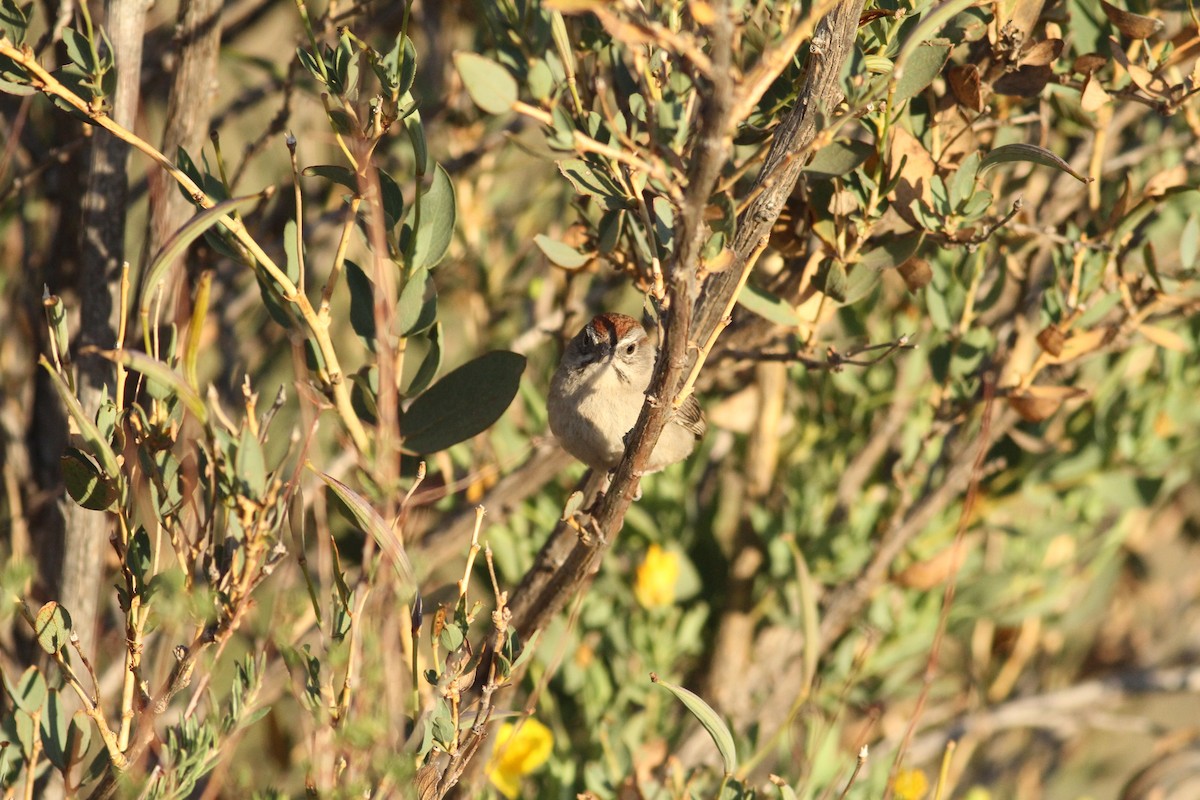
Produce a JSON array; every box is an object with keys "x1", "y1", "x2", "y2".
[{"x1": 676, "y1": 394, "x2": 707, "y2": 438}]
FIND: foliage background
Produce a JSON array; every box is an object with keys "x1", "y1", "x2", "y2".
[{"x1": 0, "y1": 0, "x2": 1199, "y2": 798}]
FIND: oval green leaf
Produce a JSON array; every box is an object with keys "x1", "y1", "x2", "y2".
[
  {"x1": 453, "y1": 52, "x2": 517, "y2": 115},
  {"x1": 736, "y1": 284, "x2": 803, "y2": 327},
  {"x1": 534, "y1": 234, "x2": 591, "y2": 268},
  {"x1": 894, "y1": 43, "x2": 950, "y2": 102},
  {"x1": 34, "y1": 601, "x2": 72, "y2": 655},
  {"x1": 652, "y1": 674, "x2": 738, "y2": 775},
  {"x1": 9, "y1": 665, "x2": 46, "y2": 713},
  {"x1": 803, "y1": 140, "x2": 874, "y2": 180},
  {"x1": 402, "y1": 350, "x2": 526, "y2": 454},
  {"x1": 407, "y1": 163, "x2": 456, "y2": 271},
  {"x1": 61, "y1": 447, "x2": 118, "y2": 511}
]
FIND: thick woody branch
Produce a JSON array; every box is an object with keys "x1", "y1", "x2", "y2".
[
  {"x1": 691, "y1": 0, "x2": 866, "y2": 350},
  {"x1": 503, "y1": 2, "x2": 737, "y2": 642},
  {"x1": 504, "y1": 0, "x2": 867, "y2": 674}
]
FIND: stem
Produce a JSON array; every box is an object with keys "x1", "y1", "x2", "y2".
[{"x1": 0, "y1": 39, "x2": 371, "y2": 454}]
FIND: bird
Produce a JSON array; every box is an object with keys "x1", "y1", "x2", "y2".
[{"x1": 547, "y1": 312, "x2": 705, "y2": 473}]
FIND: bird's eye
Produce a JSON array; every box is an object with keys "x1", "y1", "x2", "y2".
[{"x1": 625, "y1": 343, "x2": 636, "y2": 355}]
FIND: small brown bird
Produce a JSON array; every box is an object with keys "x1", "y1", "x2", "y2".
[{"x1": 547, "y1": 312, "x2": 705, "y2": 472}]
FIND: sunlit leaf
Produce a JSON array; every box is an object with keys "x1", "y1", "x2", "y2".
[
  {"x1": 534, "y1": 234, "x2": 591, "y2": 268},
  {"x1": 453, "y1": 52, "x2": 517, "y2": 114},
  {"x1": 406, "y1": 163, "x2": 456, "y2": 271},
  {"x1": 34, "y1": 601, "x2": 72, "y2": 655},
  {"x1": 652, "y1": 674, "x2": 738, "y2": 775}
]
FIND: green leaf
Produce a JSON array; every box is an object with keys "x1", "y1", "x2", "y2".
[
  {"x1": 1181, "y1": 213, "x2": 1200, "y2": 269},
  {"x1": 894, "y1": 42, "x2": 950, "y2": 101},
  {"x1": 803, "y1": 140, "x2": 874, "y2": 179},
  {"x1": 0, "y1": 0, "x2": 31, "y2": 44},
  {"x1": 534, "y1": 234, "x2": 590, "y2": 268},
  {"x1": 396, "y1": 266, "x2": 437, "y2": 337},
  {"x1": 140, "y1": 193, "x2": 266, "y2": 319},
  {"x1": 379, "y1": 169, "x2": 405, "y2": 230},
  {"x1": 405, "y1": 110, "x2": 429, "y2": 170},
  {"x1": 949, "y1": 151, "x2": 981, "y2": 210},
  {"x1": 344, "y1": 259, "x2": 376, "y2": 348},
  {"x1": 9, "y1": 666, "x2": 46, "y2": 713},
  {"x1": 39, "y1": 357, "x2": 120, "y2": 477},
  {"x1": 736, "y1": 284, "x2": 803, "y2": 327},
  {"x1": 818, "y1": 260, "x2": 849, "y2": 302},
  {"x1": 316, "y1": 471, "x2": 415, "y2": 596},
  {"x1": 979, "y1": 143, "x2": 1089, "y2": 183},
  {"x1": 402, "y1": 350, "x2": 526, "y2": 454},
  {"x1": 127, "y1": 527, "x2": 152, "y2": 591},
  {"x1": 453, "y1": 52, "x2": 517, "y2": 114},
  {"x1": 68, "y1": 711, "x2": 91, "y2": 767},
  {"x1": 282, "y1": 219, "x2": 302, "y2": 285},
  {"x1": 558, "y1": 159, "x2": 628, "y2": 209},
  {"x1": 430, "y1": 699, "x2": 455, "y2": 746},
  {"x1": 404, "y1": 323, "x2": 442, "y2": 397},
  {"x1": 237, "y1": 425, "x2": 267, "y2": 500},
  {"x1": 653, "y1": 674, "x2": 738, "y2": 775},
  {"x1": 34, "y1": 601, "x2": 72, "y2": 655},
  {"x1": 406, "y1": 163, "x2": 456, "y2": 271},
  {"x1": 14, "y1": 709, "x2": 35, "y2": 759},
  {"x1": 856, "y1": 231, "x2": 925, "y2": 270},
  {"x1": 61, "y1": 448, "x2": 118, "y2": 511},
  {"x1": 302, "y1": 164, "x2": 357, "y2": 191},
  {"x1": 40, "y1": 689, "x2": 69, "y2": 770},
  {"x1": 62, "y1": 28, "x2": 96, "y2": 74},
  {"x1": 95, "y1": 349, "x2": 208, "y2": 423}
]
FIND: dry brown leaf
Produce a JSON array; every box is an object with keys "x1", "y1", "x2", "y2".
[
  {"x1": 887, "y1": 126, "x2": 937, "y2": 227},
  {"x1": 1143, "y1": 163, "x2": 1189, "y2": 197},
  {"x1": 1008, "y1": 385, "x2": 1088, "y2": 422},
  {"x1": 687, "y1": 0, "x2": 716, "y2": 26},
  {"x1": 1051, "y1": 327, "x2": 1112, "y2": 363},
  {"x1": 949, "y1": 64, "x2": 984, "y2": 111},
  {"x1": 829, "y1": 189, "x2": 859, "y2": 216},
  {"x1": 933, "y1": 105, "x2": 979, "y2": 163},
  {"x1": 894, "y1": 537, "x2": 975, "y2": 590},
  {"x1": 1100, "y1": 0, "x2": 1164, "y2": 40},
  {"x1": 1104, "y1": 173, "x2": 1134, "y2": 231},
  {"x1": 1021, "y1": 39, "x2": 1064, "y2": 67},
  {"x1": 994, "y1": 64, "x2": 1053, "y2": 96},
  {"x1": 1036, "y1": 324, "x2": 1065, "y2": 357},
  {"x1": 1164, "y1": 27, "x2": 1200, "y2": 71},
  {"x1": 1006, "y1": 0, "x2": 1048, "y2": 39},
  {"x1": 1139, "y1": 324, "x2": 1189, "y2": 352},
  {"x1": 1110, "y1": 36, "x2": 1168, "y2": 93},
  {"x1": 1073, "y1": 53, "x2": 1108, "y2": 75},
  {"x1": 1080, "y1": 75, "x2": 1111, "y2": 111},
  {"x1": 897, "y1": 258, "x2": 932, "y2": 292}
]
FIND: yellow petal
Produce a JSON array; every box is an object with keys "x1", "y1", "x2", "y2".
[{"x1": 487, "y1": 718, "x2": 554, "y2": 798}]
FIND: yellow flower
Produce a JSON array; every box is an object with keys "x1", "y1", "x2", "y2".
[
  {"x1": 634, "y1": 544, "x2": 680, "y2": 609},
  {"x1": 892, "y1": 768, "x2": 929, "y2": 800},
  {"x1": 486, "y1": 718, "x2": 553, "y2": 798}
]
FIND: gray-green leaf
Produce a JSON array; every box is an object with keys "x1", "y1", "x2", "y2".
[
  {"x1": 402, "y1": 350, "x2": 525, "y2": 454},
  {"x1": 534, "y1": 234, "x2": 591, "y2": 268},
  {"x1": 406, "y1": 163, "x2": 456, "y2": 271},
  {"x1": 653, "y1": 674, "x2": 738, "y2": 775},
  {"x1": 453, "y1": 52, "x2": 517, "y2": 115},
  {"x1": 979, "y1": 143, "x2": 1090, "y2": 183}
]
